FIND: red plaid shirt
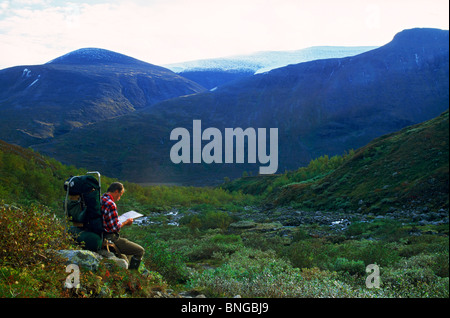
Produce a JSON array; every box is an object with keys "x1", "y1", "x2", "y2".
[{"x1": 101, "y1": 193, "x2": 122, "y2": 233}]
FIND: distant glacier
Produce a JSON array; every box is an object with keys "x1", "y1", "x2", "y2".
[{"x1": 163, "y1": 46, "x2": 379, "y2": 74}]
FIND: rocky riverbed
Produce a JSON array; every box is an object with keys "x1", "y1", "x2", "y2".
[
  {"x1": 234, "y1": 205, "x2": 448, "y2": 225},
  {"x1": 135, "y1": 205, "x2": 449, "y2": 238}
]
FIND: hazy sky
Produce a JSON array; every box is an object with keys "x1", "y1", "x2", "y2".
[{"x1": 0, "y1": 0, "x2": 448, "y2": 69}]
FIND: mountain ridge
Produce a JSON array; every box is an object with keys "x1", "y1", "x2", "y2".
[
  {"x1": 33, "y1": 28, "x2": 449, "y2": 185},
  {"x1": 0, "y1": 48, "x2": 206, "y2": 146},
  {"x1": 47, "y1": 47, "x2": 158, "y2": 67}
]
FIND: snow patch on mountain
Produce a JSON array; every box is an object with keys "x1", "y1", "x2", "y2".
[
  {"x1": 27, "y1": 75, "x2": 40, "y2": 88},
  {"x1": 22, "y1": 68, "x2": 32, "y2": 78}
]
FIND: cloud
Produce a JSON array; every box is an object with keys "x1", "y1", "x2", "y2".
[{"x1": 0, "y1": 1, "x2": 9, "y2": 13}]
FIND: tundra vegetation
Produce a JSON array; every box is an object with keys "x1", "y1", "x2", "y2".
[{"x1": 0, "y1": 111, "x2": 448, "y2": 298}]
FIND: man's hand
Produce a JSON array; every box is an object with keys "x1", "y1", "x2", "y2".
[{"x1": 122, "y1": 218, "x2": 134, "y2": 226}]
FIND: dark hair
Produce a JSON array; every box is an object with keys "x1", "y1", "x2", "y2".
[{"x1": 107, "y1": 182, "x2": 125, "y2": 193}]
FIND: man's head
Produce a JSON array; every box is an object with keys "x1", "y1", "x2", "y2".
[{"x1": 107, "y1": 182, "x2": 125, "y2": 201}]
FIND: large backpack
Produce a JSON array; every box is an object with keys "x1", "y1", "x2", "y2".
[{"x1": 64, "y1": 172, "x2": 103, "y2": 251}]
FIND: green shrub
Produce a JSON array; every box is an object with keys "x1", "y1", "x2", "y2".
[
  {"x1": 210, "y1": 234, "x2": 242, "y2": 244},
  {"x1": 356, "y1": 241, "x2": 401, "y2": 267},
  {"x1": 188, "y1": 248, "x2": 376, "y2": 298},
  {"x1": 282, "y1": 238, "x2": 334, "y2": 269},
  {"x1": 328, "y1": 257, "x2": 366, "y2": 276},
  {"x1": 141, "y1": 235, "x2": 189, "y2": 284},
  {"x1": 187, "y1": 234, "x2": 243, "y2": 262},
  {"x1": 433, "y1": 251, "x2": 449, "y2": 278},
  {"x1": 398, "y1": 252, "x2": 449, "y2": 278},
  {"x1": 399, "y1": 235, "x2": 449, "y2": 259},
  {"x1": 345, "y1": 219, "x2": 406, "y2": 240},
  {"x1": 382, "y1": 267, "x2": 449, "y2": 298},
  {"x1": 180, "y1": 210, "x2": 234, "y2": 231}
]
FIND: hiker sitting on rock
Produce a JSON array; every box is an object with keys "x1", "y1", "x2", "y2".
[{"x1": 101, "y1": 182, "x2": 145, "y2": 270}]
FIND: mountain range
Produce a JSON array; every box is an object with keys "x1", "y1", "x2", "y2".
[
  {"x1": 0, "y1": 28, "x2": 448, "y2": 185},
  {"x1": 25, "y1": 28, "x2": 449, "y2": 186},
  {"x1": 0, "y1": 48, "x2": 206, "y2": 147},
  {"x1": 163, "y1": 46, "x2": 378, "y2": 89}
]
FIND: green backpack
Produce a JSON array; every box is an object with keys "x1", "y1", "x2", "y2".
[{"x1": 64, "y1": 172, "x2": 103, "y2": 251}]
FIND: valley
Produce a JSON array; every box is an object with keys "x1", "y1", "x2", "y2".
[
  {"x1": 0, "y1": 28, "x2": 448, "y2": 300},
  {"x1": 27, "y1": 28, "x2": 449, "y2": 186},
  {"x1": 0, "y1": 108, "x2": 448, "y2": 298}
]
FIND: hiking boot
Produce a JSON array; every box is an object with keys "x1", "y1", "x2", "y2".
[{"x1": 128, "y1": 256, "x2": 141, "y2": 270}]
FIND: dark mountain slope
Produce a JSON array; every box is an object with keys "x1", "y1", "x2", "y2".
[
  {"x1": 0, "y1": 48, "x2": 206, "y2": 147},
  {"x1": 33, "y1": 29, "x2": 449, "y2": 185}
]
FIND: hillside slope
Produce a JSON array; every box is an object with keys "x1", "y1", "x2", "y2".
[
  {"x1": 224, "y1": 110, "x2": 449, "y2": 213},
  {"x1": 0, "y1": 48, "x2": 206, "y2": 147}
]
